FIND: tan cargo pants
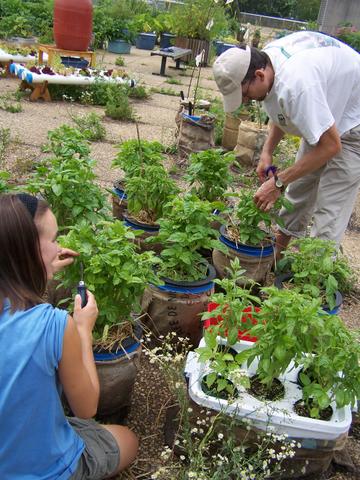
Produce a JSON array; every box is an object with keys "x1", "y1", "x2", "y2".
[{"x1": 278, "y1": 124, "x2": 360, "y2": 246}]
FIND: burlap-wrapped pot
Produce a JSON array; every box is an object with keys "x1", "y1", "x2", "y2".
[
  {"x1": 141, "y1": 265, "x2": 216, "y2": 347},
  {"x1": 176, "y1": 110, "x2": 215, "y2": 157},
  {"x1": 234, "y1": 121, "x2": 268, "y2": 167},
  {"x1": 94, "y1": 323, "x2": 142, "y2": 419},
  {"x1": 222, "y1": 114, "x2": 241, "y2": 151},
  {"x1": 212, "y1": 226, "x2": 274, "y2": 286}
]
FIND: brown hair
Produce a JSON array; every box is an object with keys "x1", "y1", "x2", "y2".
[
  {"x1": 0, "y1": 194, "x2": 49, "y2": 310},
  {"x1": 238, "y1": 44, "x2": 270, "y2": 84}
]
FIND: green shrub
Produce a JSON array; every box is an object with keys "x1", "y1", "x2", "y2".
[
  {"x1": 115, "y1": 56, "x2": 125, "y2": 67},
  {"x1": 27, "y1": 125, "x2": 109, "y2": 228},
  {"x1": 127, "y1": 85, "x2": 150, "y2": 99},
  {"x1": 337, "y1": 31, "x2": 360, "y2": 52},
  {"x1": 105, "y1": 94, "x2": 134, "y2": 121},
  {"x1": 71, "y1": 112, "x2": 106, "y2": 142}
]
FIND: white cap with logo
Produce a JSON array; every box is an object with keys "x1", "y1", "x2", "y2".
[{"x1": 213, "y1": 46, "x2": 251, "y2": 113}]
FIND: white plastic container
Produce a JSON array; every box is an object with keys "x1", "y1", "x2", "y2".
[
  {"x1": 185, "y1": 338, "x2": 352, "y2": 441},
  {"x1": 0, "y1": 48, "x2": 35, "y2": 63},
  {"x1": 9, "y1": 62, "x2": 135, "y2": 87}
]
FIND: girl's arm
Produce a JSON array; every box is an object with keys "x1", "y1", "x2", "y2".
[{"x1": 58, "y1": 292, "x2": 99, "y2": 418}]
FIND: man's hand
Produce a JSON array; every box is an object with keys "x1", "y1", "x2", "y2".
[
  {"x1": 254, "y1": 178, "x2": 281, "y2": 211},
  {"x1": 52, "y1": 247, "x2": 79, "y2": 273},
  {"x1": 256, "y1": 151, "x2": 273, "y2": 183}
]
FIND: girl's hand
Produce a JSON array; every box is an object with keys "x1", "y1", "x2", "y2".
[
  {"x1": 52, "y1": 247, "x2": 79, "y2": 273},
  {"x1": 73, "y1": 290, "x2": 98, "y2": 334}
]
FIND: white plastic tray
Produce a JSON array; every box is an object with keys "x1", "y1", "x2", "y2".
[{"x1": 185, "y1": 338, "x2": 352, "y2": 441}]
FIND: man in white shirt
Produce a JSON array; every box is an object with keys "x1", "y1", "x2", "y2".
[{"x1": 213, "y1": 31, "x2": 360, "y2": 254}]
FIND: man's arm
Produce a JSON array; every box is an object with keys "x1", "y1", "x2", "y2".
[{"x1": 254, "y1": 124, "x2": 342, "y2": 211}]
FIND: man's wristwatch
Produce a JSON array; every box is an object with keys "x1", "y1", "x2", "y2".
[{"x1": 274, "y1": 174, "x2": 285, "y2": 193}]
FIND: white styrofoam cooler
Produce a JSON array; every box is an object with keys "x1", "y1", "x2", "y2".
[{"x1": 184, "y1": 338, "x2": 352, "y2": 441}]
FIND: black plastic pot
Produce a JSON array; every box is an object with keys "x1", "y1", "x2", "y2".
[{"x1": 274, "y1": 272, "x2": 343, "y2": 314}]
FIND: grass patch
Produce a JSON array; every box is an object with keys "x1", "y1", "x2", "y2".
[
  {"x1": 165, "y1": 77, "x2": 182, "y2": 85},
  {"x1": 128, "y1": 85, "x2": 150, "y2": 100},
  {"x1": 0, "y1": 92, "x2": 22, "y2": 113},
  {"x1": 151, "y1": 87, "x2": 178, "y2": 97},
  {"x1": 0, "y1": 127, "x2": 11, "y2": 164}
]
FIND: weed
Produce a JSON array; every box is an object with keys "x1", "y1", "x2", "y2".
[
  {"x1": 105, "y1": 93, "x2": 135, "y2": 121},
  {"x1": 0, "y1": 93, "x2": 22, "y2": 113},
  {"x1": 165, "y1": 78, "x2": 182, "y2": 85},
  {"x1": 151, "y1": 87, "x2": 178, "y2": 97},
  {"x1": 209, "y1": 98, "x2": 225, "y2": 146},
  {"x1": 127, "y1": 85, "x2": 150, "y2": 100},
  {"x1": 0, "y1": 127, "x2": 11, "y2": 165},
  {"x1": 115, "y1": 56, "x2": 125, "y2": 67},
  {"x1": 71, "y1": 112, "x2": 106, "y2": 141}
]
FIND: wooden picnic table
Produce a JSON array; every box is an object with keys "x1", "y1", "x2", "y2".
[{"x1": 150, "y1": 47, "x2": 192, "y2": 76}]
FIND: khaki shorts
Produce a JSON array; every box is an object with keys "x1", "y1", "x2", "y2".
[
  {"x1": 69, "y1": 417, "x2": 120, "y2": 480},
  {"x1": 278, "y1": 124, "x2": 360, "y2": 246}
]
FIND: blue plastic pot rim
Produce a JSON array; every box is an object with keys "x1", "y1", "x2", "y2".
[
  {"x1": 113, "y1": 187, "x2": 127, "y2": 200},
  {"x1": 153, "y1": 282, "x2": 214, "y2": 294},
  {"x1": 123, "y1": 216, "x2": 160, "y2": 232},
  {"x1": 182, "y1": 113, "x2": 201, "y2": 122},
  {"x1": 219, "y1": 235, "x2": 274, "y2": 257},
  {"x1": 94, "y1": 340, "x2": 140, "y2": 361}
]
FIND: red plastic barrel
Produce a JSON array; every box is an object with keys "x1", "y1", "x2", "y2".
[{"x1": 53, "y1": 0, "x2": 93, "y2": 51}]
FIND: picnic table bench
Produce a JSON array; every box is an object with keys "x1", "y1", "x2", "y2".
[{"x1": 150, "y1": 47, "x2": 192, "y2": 76}]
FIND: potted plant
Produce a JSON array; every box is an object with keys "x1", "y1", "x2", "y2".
[
  {"x1": 171, "y1": 0, "x2": 229, "y2": 65},
  {"x1": 112, "y1": 139, "x2": 178, "y2": 251},
  {"x1": 111, "y1": 139, "x2": 165, "y2": 220},
  {"x1": 185, "y1": 286, "x2": 358, "y2": 477},
  {"x1": 196, "y1": 259, "x2": 260, "y2": 398},
  {"x1": 275, "y1": 237, "x2": 353, "y2": 313},
  {"x1": 246, "y1": 287, "x2": 360, "y2": 420},
  {"x1": 123, "y1": 163, "x2": 179, "y2": 253},
  {"x1": 212, "y1": 188, "x2": 293, "y2": 285},
  {"x1": 131, "y1": 12, "x2": 158, "y2": 50},
  {"x1": 26, "y1": 125, "x2": 109, "y2": 229},
  {"x1": 142, "y1": 194, "x2": 225, "y2": 346},
  {"x1": 57, "y1": 219, "x2": 160, "y2": 418},
  {"x1": 185, "y1": 148, "x2": 235, "y2": 204},
  {"x1": 108, "y1": 21, "x2": 137, "y2": 54},
  {"x1": 156, "y1": 12, "x2": 176, "y2": 49}
]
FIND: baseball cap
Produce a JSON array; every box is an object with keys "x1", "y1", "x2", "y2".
[{"x1": 213, "y1": 46, "x2": 251, "y2": 113}]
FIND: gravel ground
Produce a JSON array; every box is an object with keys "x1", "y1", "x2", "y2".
[{"x1": 1, "y1": 45, "x2": 360, "y2": 480}]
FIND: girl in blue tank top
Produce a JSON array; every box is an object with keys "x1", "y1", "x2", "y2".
[{"x1": 0, "y1": 193, "x2": 138, "y2": 479}]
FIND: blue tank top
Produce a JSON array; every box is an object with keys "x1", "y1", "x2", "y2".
[{"x1": 0, "y1": 301, "x2": 84, "y2": 479}]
